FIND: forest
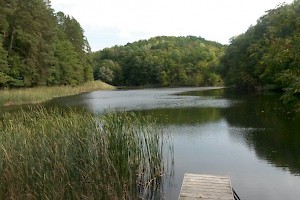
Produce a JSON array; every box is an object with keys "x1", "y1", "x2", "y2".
[
  {"x1": 0, "y1": 0, "x2": 93, "y2": 88},
  {"x1": 1, "y1": 0, "x2": 300, "y2": 107},
  {"x1": 221, "y1": 0, "x2": 300, "y2": 106},
  {"x1": 92, "y1": 36, "x2": 225, "y2": 87}
]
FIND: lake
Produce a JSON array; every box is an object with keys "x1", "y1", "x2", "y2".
[{"x1": 2, "y1": 87, "x2": 300, "y2": 199}]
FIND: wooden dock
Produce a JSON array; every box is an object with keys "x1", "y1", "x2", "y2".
[{"x1": 179, "y1": 173, "x2": 235, "y2": 200}]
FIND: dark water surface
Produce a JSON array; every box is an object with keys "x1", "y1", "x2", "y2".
[{"x1": 2, "y1": 87, "x2": 300, "y2": 199}]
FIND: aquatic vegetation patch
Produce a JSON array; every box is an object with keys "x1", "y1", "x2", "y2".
[
  {"x1": 0, "y1": 107, "x2": 173, "y2": 199},
  {"x1": 0, "y1": 81, "x2": 115, "y2": 106}
]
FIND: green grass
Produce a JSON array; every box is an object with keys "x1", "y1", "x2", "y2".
[
  {"x1": 0, "y1": 81, "x2": 115, "y2": 106},
  {"x1": 0, "y1": 107, "x2": 173, "y2": 199}
]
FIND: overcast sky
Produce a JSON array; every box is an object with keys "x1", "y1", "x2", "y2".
[{"x1": 50, "y1": 0, "x2": 294, "y2": 51}]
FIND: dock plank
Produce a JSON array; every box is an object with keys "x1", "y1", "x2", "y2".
[{"x1": 179, "y1": 173, "x2": 234, "y2": 200}]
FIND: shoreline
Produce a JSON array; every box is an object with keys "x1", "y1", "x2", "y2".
[{"x1": 0, "y1": 81, "x2": 115, "y2": 107}]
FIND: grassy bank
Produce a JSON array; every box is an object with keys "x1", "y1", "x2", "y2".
[
  {"x1": 0, "y1": 107, "x2": 173, "y2": 199},
  {"x1": 0, "y1": 81, "x2": 115, "y2": 106}
]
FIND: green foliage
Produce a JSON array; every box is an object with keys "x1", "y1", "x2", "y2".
[
  {"x1": 0, "y1": 35, "x2": 9, "y2": 86},
  {"x1": 0, "y1": 107, "x2": 173, "y2": 199},
  {"x1": 222, "y1": 0, "x2": 300, "y2": 107},
  {"x1": 97, "y1": 59, "x2": 116, "y2": 84},
  {"x1": 92, "y1": 36, "x2": 225, "y2": 87},
  {"x1": 0, "y1": 0, "x2": 93, "y2": 88}
]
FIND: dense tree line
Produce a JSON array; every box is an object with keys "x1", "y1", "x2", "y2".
[
  {"x1": 92, "y1": 36, "x2": 225, "y2": 87},
  {"x1": 221, "y1": 0, "x2": 300, "y2": 105},
  {"x1": 4, "y1": 0, "x2": 299, "y2": 111},
  {"x1": 0, "y1": 0, "x2": 93, "y2": 88}
]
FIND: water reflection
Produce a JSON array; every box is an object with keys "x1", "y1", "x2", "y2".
[
  {"x1": 222, "y1": 91, "x2": 300, "y2": 176},
  {"x1": 134, "y1": 89, "x2": 300, "y2": 199},
  {"x1": 2, "y1": 87, "x2": 300, "y2": 199},
  {"x1": 180, "y1": 89, "x2": 300, "y2": 176},
  {"x1": 50, "y1": 88, "x2": 300, "y2": 199},
  {"x1": 135, "y1": 107, "x2": 221, "y2": 125},
  {"x1": 46, "y1": 88, "x2": 232, "y2": 114}
]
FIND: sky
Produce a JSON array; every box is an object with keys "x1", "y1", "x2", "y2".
[{"x1": 50, "y1": 0, "x2": 294, "y2": 51}]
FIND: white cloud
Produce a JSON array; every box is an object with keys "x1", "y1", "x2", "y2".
[{"x1": 50, "y1": 0, "x2": 294, "y2": 51}]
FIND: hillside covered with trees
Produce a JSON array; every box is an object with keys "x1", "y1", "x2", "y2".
[
  {"x1": 0, "y1": 0, "x2": 93, "y2": 88},
  {"x1": 2, "y1": 0, "x2": 300, "y2": 110},
  {"x1": 92, "y1": 36, "x2": 225, "y2": 87},
  {"x1": 221, "y1": 0, "x2": 300, "y2": 105}
]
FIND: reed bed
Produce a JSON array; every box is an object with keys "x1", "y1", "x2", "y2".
[
  {"x1": 0, "y1": 107, "x2": 173, "y2": 199},
  {"x1": 0, "y1": 81, "x2": 115, "y2": 106}
]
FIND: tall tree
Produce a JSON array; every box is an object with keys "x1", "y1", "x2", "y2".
[
  {"x1": 0, "y1": 0, "x2": 57, "y2": 86},
  {"x1": 222, "y1": 0, "x2": 300, "y2": 108},
  {"x1": 0, "y1": 0, "x2": 93, "y2": 88},
  {"x1": 0, "y1": 35, "x2": 9, "y2": 86},
  {"x1": 55, "y1": 11, "x2": 93, "y2": 84}
]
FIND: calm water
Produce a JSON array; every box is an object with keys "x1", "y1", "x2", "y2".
[{"x1": 2, "y1": 87, "x2": 300, "y2": 199}]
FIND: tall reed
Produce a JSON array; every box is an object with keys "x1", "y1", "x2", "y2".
[
  {"x1": 0, "y1": 81, "x2": 115, "y2": 106},
  {"x1": 0, "y1": 107, "x2": 173, "y2": 199}
]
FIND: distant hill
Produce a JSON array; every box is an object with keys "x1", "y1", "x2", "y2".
[{"x1": 92, "y1": 36, "x2": 226, "y2": 87}]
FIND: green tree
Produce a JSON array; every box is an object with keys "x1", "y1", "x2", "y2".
[
  {"x1": 0, "y1": 1, "x2": 93, "y2": 88},
  {"x1": 93, "y1": 36, "x2": 225, "y2": 87},
  {"x1": 0, "y1": 35, "x2": 9, "y2": 85},
  {"x1": 55, "y1": 11, "x2": 93, "y2": 84},
  {"x1": 98, "y1": 60, "x2": 116, "y2": 84},
  {"x1": 222, "y1": 0, "x2": 300, "y2": 108}
]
